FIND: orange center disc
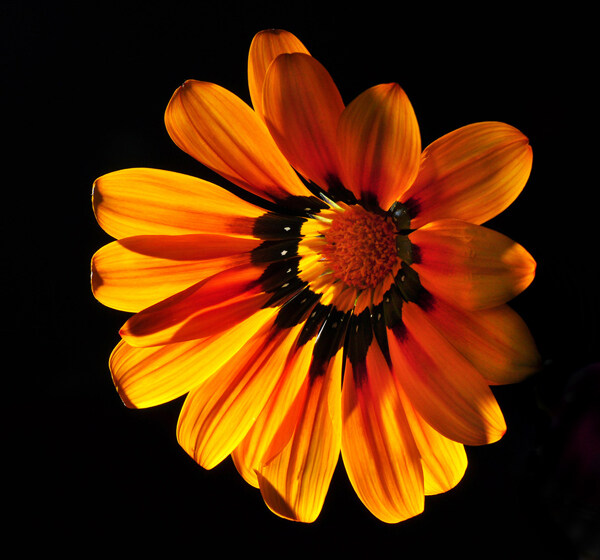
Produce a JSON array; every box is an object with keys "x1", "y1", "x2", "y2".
[{"x1": 321, "y1": 205, "x2": 398, "y2": 290}]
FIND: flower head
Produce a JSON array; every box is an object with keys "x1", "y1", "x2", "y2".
[{"x1": 92, "y1": 29, "x2": 540, "y2": 523}]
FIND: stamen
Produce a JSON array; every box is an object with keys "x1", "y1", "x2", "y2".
[{"x1": 319, "y1": 191, "x2": 343, "y2": 210}]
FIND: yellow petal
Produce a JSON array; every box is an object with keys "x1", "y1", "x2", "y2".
[
  {"x1": 165, "y1": 80, "x2": 312, "y2": 204},
  {"x1": 403, "y1": 122, "x2": 533, "y2": 228},
  {"x1": 257, "y1": 349, "x2": 343, "y2": 523},
  {"x1": 119, "y1": 263, "x2": 270, "y2": 347},
  {"x1": 337, "y1": 83, "x2": 421, "y2": 210},
  {"x1": 388, "y1": 302, "x2": 506, "y2": 446},
  {"x1": 92, "y1": 167, "x2": 262, "y2": 239},
  {"x1": 110, "y1": 308, "x2": 277, "y2": 409},
  {"x1": 263, "y1": 52, "x2": 344, "y2": 190},
  {"x1": 342, "y1": 339, "x2": 424, "y2": 523},
  {"x1": 248, "y1": 29, "x2": 310, "y2": 119},
  {"x1": 411, "y1": 219, "x2": 536, "y2": 310},
  {"x1": 176, "y1": 318, "x2": 302, "y2": 470},
  {"x1": 91, "y1": 235, "x2": 258, "y2": 312},
  {"x1": 399, "y1": 389, "x2": 468, "y2": 495},
  {"x1": 232, "y1": 337, "x2": 317, "y2": 488}
]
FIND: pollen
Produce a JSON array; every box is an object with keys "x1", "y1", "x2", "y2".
[{"x1": 321, "y1": 205, "x2": 399, "y2": 290}]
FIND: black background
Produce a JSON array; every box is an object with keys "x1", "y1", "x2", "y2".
[{"x1": 4, "y1": 1, "x2": 598, "y2": 557}]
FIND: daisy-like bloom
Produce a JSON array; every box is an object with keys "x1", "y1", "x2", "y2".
[{"x1": 92, "y1": 29, "x2": 541, "y2": 523}]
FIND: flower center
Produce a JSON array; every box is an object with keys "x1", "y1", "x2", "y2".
[{"x1": 321, "y1": 205, "x2": 398, "y2": 290}]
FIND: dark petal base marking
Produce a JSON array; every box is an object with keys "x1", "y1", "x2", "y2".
[
  {"x1": 323, "y1": 174, "x2": 358, "y2": 206},
  {"x1": 395, "y1": 235, "x2": 414, "y2": 264},
  {"x1": 308, "y1": 306, "x2": 350, "y2": 381},
  {"x1": 371, "y1": 302, "x2": 392, "y2": 368},
  {"x1": 346, "y1": 309, "x2": 374, "y2": 387},
  {"x1": 257, "y1": 257, "x2": 306, "y2": 308},
  {"x1": 278, "y1": 194, "x2": 330, "y2": 215},
  {"x1": 274, "y1": 287, "x2": 322, "y2": 330},
  {"x1": 251, "y1": 238, "x2": 300, "y2": 263},
  {"x1": 252, "y1": 213, "x2": 307, "y2": 240},
  {"x1": 394, "y1": 262, "x2": 423, "y2": 303}
]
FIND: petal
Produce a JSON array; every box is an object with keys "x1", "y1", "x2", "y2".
[
  {"x1": 165, "y1": 80, "x2": 312, "y2": 204},
  {"x1": 263, "y1": 52, "x2": 345, "y2": 190},
  {"x1": 92, "y1": 168, "x2": 263, "y2": 239},
  {"x1": 119, "y1": 262, "x2": 271, "y2": 347},
  {"x1": 387, "y1": 301, "x2": 506, "y2": 446},
  {"x1": 399, "y1": 391, "x2": 468, "y2": 495},
  {"x1": 411, "y1": 219, "x2": 536, "y2": 310},
  {"x1": 91, "y1": 235, "x2": 258, "y2": 312},
  {"x1": 256, "y1": 349, "x2": 343, "y2": 523},
  {"x1": 403, "y1": 122, "x2": 533, "y2": 228},
  {"x1": 110, "y1": 308, "x2": 277, "y2": 408},
  {"x1": 176, "y1": 318, "x2": 302, "y2": 470},
  {"x1": 337, "y1": 84, "x2": 421, "y2": 211},
  {"x1": 423, "y1": 296, "x2": 541, "y2": 384},
  {"x1": 248, "y1": 29, "x2": 310, "y2": 119},
  {"x1": 232, "y1": 336, "x2": 317, "y2": 488},
  {"x1": 342, "y1": 338, "x2": 424, "y2": 523}
]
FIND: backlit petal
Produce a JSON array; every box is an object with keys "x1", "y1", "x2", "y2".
[
  {"x1": 110, "y1": 309, "x2": 277, "y2": 409},
  {"x1": 399, "y1": 391, "x2": 468, "y2": 495},
  {"x1": 91, "y1": 235, "x2": 258, "y2": 312},
  {"x1": 248, "y1": 29, "x2": 310, "y2": 119},
  {"x1": 411, "y1": 219, "x2": 536, "y2": 310},
  {"x1": 403, "y1": 122, "x2": 533, "y2": 228},
  {"x1": 263, "y1": 52, "x2": 344, "y2": 190},
  {"x1": 387, "y1": 302, "x2": 506, "y2": 446},
  {"x1": 232, "y1": 337, "x2": 317, "y2": 487},
  {"x1": 176, "y1": 319, "x2": 302, "y2": 470},
  {"x1": 119, "y1": 263, "x2": 271, "y2": 347},
  {"x1": 342, "y1": 339, "x2": 424, "y2": 523},
  {"x1": 337, "y1": 84, "x2": 421, "y2": 210},
  {"x1": 92, "y1": 167, "x2": 262, "y2": 239},
  {"x1": 424, "y1": 297, "x2": 541, "y2": 384},
  {"x1": 165, "y1": 80, "x2": 312, "y2": 204},
  {"x1": 257, "y1": 350, "x2": 343, "y2": 523}
]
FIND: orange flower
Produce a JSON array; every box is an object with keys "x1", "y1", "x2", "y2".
[{"x1": 92, "y1": 29, "x2": 540, "y2": 523}]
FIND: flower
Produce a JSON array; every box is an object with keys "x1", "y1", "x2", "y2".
[{"x1": 92, "y1": 29, "x2": 540, "y2": 523}]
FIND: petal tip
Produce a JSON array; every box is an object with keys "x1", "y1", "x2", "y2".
[
  {"x1": 255, "y1": 28, "x2": 287, "y2": 38},
  {"x1": 256, "y1": 471, "x2": 318, "y2": 523}
]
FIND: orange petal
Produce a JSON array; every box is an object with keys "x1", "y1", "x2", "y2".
[
  {"x1": 110, "y1": 308, "x2": 277, "y2": 409},
  {"x1": 91, "y1": 235, "x2": 258, "y2": 312},
  {"x1": 248, "y1": 29, "x2": 310, "y2": 119},
  {"x1": 399, "y1": 390, "x2": 468, "y2": 495},
  {"x1": 256, "y1": 349, "x2": 343, "y2": 523},
  {"x1": 342, "y1": 339, "x2": 424, "y2": 523},
  {"x1": 176, "y1": 318, "x2": 302, "y2": 470},
  {"x1": 263, "y1": 52, "x2": 345, "y2": 190},
  {"x1": 403, "y1": 122, "x2": 533, "y2": 228},
  {"x1": 387, "y1": 302, "x2": 506, "y2": 446},
  {"x1": 411, "y1": 219, "x2": 536, "y2": 310},
  {"x1": 119, "y1": 263, "x2": 271, "y2": 347},
  {"x1": 164, "y1": 80, "x2": 312, "y2": 204},
  {"x1": 424, "y1": 297, "x2": 541, "y2": 384},
  {"x1": 337, "y1": 83, "x2": 421, "y2": 210},
  {"x1": 232, "y1": 336, "x2": 317, "y2": 488},
  {"x1": 92, "y1": 167, "x2": 262, "y2": 239}
]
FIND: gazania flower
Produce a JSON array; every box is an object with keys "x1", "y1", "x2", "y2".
[{"x1": 92, "y1": 29, "x2": 540, "y2": 523}]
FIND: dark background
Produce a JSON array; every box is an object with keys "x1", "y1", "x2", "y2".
[{"x1": 4, "y1": 1, "x2": 598, "y2": 557}]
